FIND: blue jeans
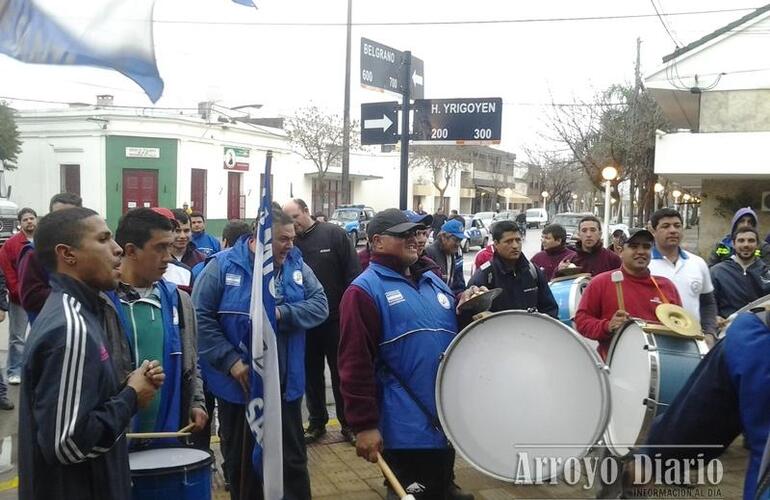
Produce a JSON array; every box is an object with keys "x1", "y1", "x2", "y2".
[
  {"x1": 0, "y1": 372, "x2": 6, "y2": 399},
  {"x1": 7, "y1": 302, "x2": 28, "y2": 378}
]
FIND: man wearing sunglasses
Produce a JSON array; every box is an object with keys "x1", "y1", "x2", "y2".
[{"x1": 338, "y1": 208, "x2": 475, "y2": 500}]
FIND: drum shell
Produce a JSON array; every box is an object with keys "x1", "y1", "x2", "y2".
[
  {"x1": 435, "y1": 310, "x2": 611, "y2": 482},
  {"x1": 548, "y1": 274, "x2": 591, "y2": 328},
  {"x1": 130, "y1": 448, "x2": 213, "y2": 500},
  {"x1": 604, "y1": 322, "x2": 707, "y2": 457}
]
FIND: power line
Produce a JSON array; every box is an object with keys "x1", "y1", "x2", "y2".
[
  {"x1": 650, "y1": 0, "x2": 682, "y2": 48},
  {"x1": 152, "y1": 7, "x2": 762, "y2": 27}
]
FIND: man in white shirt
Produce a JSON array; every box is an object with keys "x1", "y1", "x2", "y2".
[{"x1": 648, "y1": 208, "x2": 718, "y2": 344}]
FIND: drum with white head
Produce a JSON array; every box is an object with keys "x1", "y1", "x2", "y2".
[
  {"x1": 436, "y1": 310, "x2": 610, "y2": 482},
  {"x1": 604, "y1": 320, "x2": 708, "y2": 457}
]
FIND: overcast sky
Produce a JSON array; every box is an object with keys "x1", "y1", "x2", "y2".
[{"x1": 0, "y1": 0, "x2": 760, "y2": 155}]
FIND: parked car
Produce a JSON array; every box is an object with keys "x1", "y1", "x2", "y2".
[
  {"x1": 551, "y1": 212, "x2": 594, "y2": 242},
  {"x1": 491, "y1": 210, "x2": 527, "y2": 235},
  {"x1": 474, "y1": 211, "x2": 497, "y2": 230},
  {"x1": 329, "y1": 204, "x2": 375, "y2": 244},
  {"x1": 460, "y1": 215, "x2": 490, "y2": 252},
  {"x1": 525, "y1": 208, "x2": 548, "y2": 228}
]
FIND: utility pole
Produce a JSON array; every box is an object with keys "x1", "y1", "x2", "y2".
[
  {"x1": 629, "y1": 37, "x2": 641, "y2": 226},
  {"x1": 341, "y1": 0, "x2": 352, "y2": 204},
  {"x1": 399, "y1": 51, "x2": 411, "y2": 210}
]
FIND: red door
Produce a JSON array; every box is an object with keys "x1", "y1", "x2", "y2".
[
  {"x1": 60, "y1": 164, "x2": 81, "y2": 195},
  {"x1": 227, "y1": 172, "x2": 242, "y2": 220},
  {"x1": 191, "y1": 169, "x2": 207, "y2": 215},
  {"x1": 122, "y1": 170, "x2": 158, "y2": 213}
]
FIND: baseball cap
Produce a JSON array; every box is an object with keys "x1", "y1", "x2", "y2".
[
  {"x1": 150, "y1": 207, "x2": 180, "y2": 228},
  {"x1": 625, "y1": 228, "x2": 654, "y2": 245},
  {"x1": 441, "y1": 219, "x2": 466, "y2": 240},
  {"x1": 402, "y1": 210, "x2": 433, "y2": 227},
  {"x1": 367, "y1": 208, "x2": 426, "y2": 239}
]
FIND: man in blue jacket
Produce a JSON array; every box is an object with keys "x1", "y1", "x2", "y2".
[
  {"x1": 193, "y1": 209, "x2": 328, "y2": 500},
  {"x1": 339, "y1": 209, "x2": 476, "y2": 499},
  {"x1": 424, "y1": 218, "x2": 466, "y2": 296},
  {"x1": 641, "y1": 309, "x2": 770, "y2": 500},
  {"x1": 190, "y1": 211, "x2": 222, "y2": 257}
]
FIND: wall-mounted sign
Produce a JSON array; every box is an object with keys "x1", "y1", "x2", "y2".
[
  {"x1": 223, "y1": 146, "x2": 250, "y2": 171},
  {"x1": 125, "y1": 147, "x2": 160, "y2": 158}
]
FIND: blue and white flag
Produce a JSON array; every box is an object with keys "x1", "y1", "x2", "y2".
[
  {"x1": 246, "y1": 168, "x2": 283, "y2": 499},
  {"x1": 0, "y1": 0, "x2": 164, "y2": 102}
]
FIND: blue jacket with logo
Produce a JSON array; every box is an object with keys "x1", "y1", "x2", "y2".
[
  {"x1": 193, "y1": 235, "x2": 328, "y2": 404},
  {"x1": 352, "y1": 262, "x2": 457, "y2": 449},
  {"x1": 644, "y1": 311, "x2": 770, "y2": 500},
  {"x1": 191, "y1": 231, "x2": 221, "y2": 257}
]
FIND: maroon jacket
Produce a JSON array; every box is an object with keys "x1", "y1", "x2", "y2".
[
  {"x1": 531, "y1": 245, "x2": 577, "y2": 282},
  {"x1": 0, "y1": 231, "x2": 32, "y2": 303},
  {"x1": 569, "y1": 242, "x2": 622, "y2": 277},
  {"x1": 19, "y1": 248, "x2": 49, "y2": 316}
]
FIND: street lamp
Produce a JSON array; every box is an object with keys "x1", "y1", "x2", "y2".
[
  {"x1": 683, "y1": 193, "x2": 692, "y2": 228},
  {"x1": 601, "y1": 166, "x2": 618, "y2": 247},
  {"x1": 571, "y1": 192, "x2": 578, "y2": 211},
  {"x1": 541, "y1": 190, "x2": 549, "y2": 215},
  {"x1": 654, "y1": 182, "x2": 664, "y2": 212}
]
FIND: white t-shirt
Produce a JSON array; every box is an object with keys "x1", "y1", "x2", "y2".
[{"x1": 648, "y1": 247, "x2": 714, "y2": 321}]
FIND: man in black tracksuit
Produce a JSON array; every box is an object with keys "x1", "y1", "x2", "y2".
[
  {"x1": 466, "y1": 220, "x2": 558, "y2": 319},
  {"x1": 18, "y1": 208, "x2": 162, "y2": 500},
  {"x1": 283, "y1": 198, "x2": 361, "y2": 443}
]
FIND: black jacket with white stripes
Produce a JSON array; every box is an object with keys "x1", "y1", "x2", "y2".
[{"x1": 19, "y1": 273, "x2": 137, "y2": 500}]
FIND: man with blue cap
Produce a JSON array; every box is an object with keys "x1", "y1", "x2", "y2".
[{"x1": 424, "y1": 218, "x2": 466, "y2": 295}]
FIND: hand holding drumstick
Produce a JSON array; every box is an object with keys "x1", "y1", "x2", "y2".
[{"x1": 609, "y1": 271, "x2": 628, "y2": 332}]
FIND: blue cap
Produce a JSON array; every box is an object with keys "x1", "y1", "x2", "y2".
[
  {"x1": 441, "y1": 219, "x2": 465, "y2": 240},
  {"x1": 402, "y1": 210, "x2": 433, "y2": 227}
]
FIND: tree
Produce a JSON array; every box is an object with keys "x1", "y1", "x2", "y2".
[
  {"x1": 0, "y1": 102, "x2": 22, "y2": 170},
  {"x1": 409, "y1": 145, "x2": 467, "y2": 209},
  {"x1": 521, "y1": 147, "x2": 586, "y2": 214},
  {"x1": 286, "y1": 105, "x2": 358, "y2": 209},
  {"x1": 547, "y1": 83, "x2": 668, "y2": 225}
]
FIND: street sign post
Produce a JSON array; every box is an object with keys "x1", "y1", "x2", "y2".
[
  {"x1": 412, "y1": 97, "x2": 503, "y2": 144},
  {"x1": 361, "y1": 102, "x2": 399, "y2": 145},
  {"x1": 360, "y1": 38, "x2": 404, "y2": 95}
]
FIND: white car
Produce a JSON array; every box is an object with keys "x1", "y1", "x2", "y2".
[
  {"x1": 474, "y1": 211, "x2": 497, "y2": 230},
  {"x1": 526, "y1": 208, "x2": 548, "y2": 228}
]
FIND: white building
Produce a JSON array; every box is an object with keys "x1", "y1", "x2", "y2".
[{"x1": 645, "y1": 5, "x2": 770, "y2": 253}]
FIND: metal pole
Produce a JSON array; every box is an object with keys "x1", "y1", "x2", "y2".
[
  {"x1": 399, "y1": 51, "x2": 411, "y2": 210},
  {"x1": 603, "y1": 181, "x2": 612, "y2": 247},
  {"x1": 340, "y1": 0, "x2": 352, "y2": 204}
]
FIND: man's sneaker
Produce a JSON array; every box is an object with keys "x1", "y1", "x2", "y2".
[
  {"x1": 340, "y1": 426, "x2": 356, "y2": 446},
  {"x1": 448, "y1": 481, "x2": 474, "y2": 500},
  {"x1": 303, "y1": 425, "x2": 326, "y2": 444},
  {"x1": 7, "y1": 375, "x2": 20, "y2": 385},
  {"x1": 0, "y1": 397, "x2": 14, "y2": 411}
]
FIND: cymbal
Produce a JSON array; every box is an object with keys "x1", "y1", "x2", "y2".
[
  {"x1": 458, "y1": 288, "x2": 503, "y2": 314},
  {"x1": 655, "y1": 303, "x2": 702, "y2": 337}
]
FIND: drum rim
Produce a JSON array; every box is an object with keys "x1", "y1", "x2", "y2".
[
  {"x1": 604, "y1": 320, "x2": 660, "y2": 457},
  {"x1": 435, "y1": 309, "x2": 611, "y2": 482},
  {"x1": 548, "y1": 273, "x2": 591, "y2": 284},
  {"x1": 129, "y1": 448, "x2": 214, "y2": 476}
]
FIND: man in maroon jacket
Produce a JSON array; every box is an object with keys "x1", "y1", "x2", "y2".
[
  {"x1": 19, "y1": 193, "x2": 82, "y2": 323},
  {"x1": 568, "y1": 216, "x2": 622, "y2": 277},
  {"x1": 575, "y1": 228, "x2": 681, "y2": 360},
  {"x1": 0, "y1": 207, "x2": 36, "y2": 384},
  {"x1": 531, "y1": 223, "x2": 577, "y2": 281}
]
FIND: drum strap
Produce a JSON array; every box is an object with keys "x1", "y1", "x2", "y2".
[
  {"x1": 380, "y1": 359, "x2": 444, "y2": 434},
  {"x1": 649, "y1": 275, "x2": 671, "y2": 304}
]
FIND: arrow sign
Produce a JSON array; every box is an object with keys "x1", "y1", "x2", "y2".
[
  {"x1": 361, "y1": 102, "x2": 399, "y2": 145},
  {"x1": 409, "y1": 56, "x2": 425, "y2": 99},
  {"x1": 364, "y1": 114, "x2": 394, "y2": 132},
  {"x1": 412, "y1": 97, "x2": 503, "y2": 144}
]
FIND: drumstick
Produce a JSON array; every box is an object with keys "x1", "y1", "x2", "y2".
[
  {"x1": 178, "y1": 423, "x2": 196, "y2": 433},
  {"x1": 126, "y1": 431, "x2": 192, "y2": 439},
  {"x1": 611, "y1": 271, "x2": 625, "y2": 311},
  {"x1": 376, "y1": 453, "x2": 416, "y2": 500}
]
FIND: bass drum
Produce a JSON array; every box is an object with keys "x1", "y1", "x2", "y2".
[
  {"x1": 604, "y1": 321, "x2": 707, "y2": 457},
  {"x1": 548, "y1": 273, "x2": 591, "y2": 329},
  {"x1": 722, "y1": 293, "x2": 770, "y2": 336},
  {"x1": 436, "y1": 310, "x2": 610, "y2": 482}
]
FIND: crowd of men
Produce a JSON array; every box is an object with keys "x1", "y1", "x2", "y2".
[{"x1": 2, "y1": 194, "x2": 770, "y2": 499}]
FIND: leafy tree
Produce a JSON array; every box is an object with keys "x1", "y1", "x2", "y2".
[{"x1": 0, "y1": 102, "x2": 22, "y2": 170}]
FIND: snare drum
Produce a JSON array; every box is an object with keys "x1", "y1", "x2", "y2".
[
  {"x1": 436, "y1": 310, "x2": 610, "y2": 482},
  {"x1": 129, "y1": 447, "x2": 213, "y2": 500},
  {"x1": 548, "y1": 273, "x2": 591, "y2": 328},
  {"x1": 604, "y1": 321, "x2": 707, "y2": 457}
]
